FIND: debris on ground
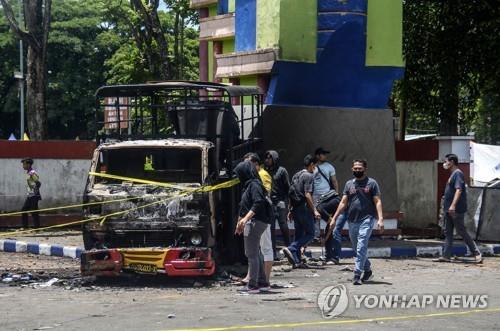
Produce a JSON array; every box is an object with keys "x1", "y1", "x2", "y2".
[{"x1": 271, "y1": 283, "x2": 295, "y2": 289}]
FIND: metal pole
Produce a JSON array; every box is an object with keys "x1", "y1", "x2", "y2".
[{"x1": 19, "y1": 0, "x2": 25, "y2": 139}]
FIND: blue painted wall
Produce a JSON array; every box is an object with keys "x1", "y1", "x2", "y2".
[
  {"x1": 266, "y1": 15, "x2": 403, "y2": 108},
  {"x1": 218, "y1": 0, "x2": 229, "y2": 14},
  {"x1": 235, "y1": 0, "x2": 256, "y2": 52},
  {"x1": 318, "y1": 0, "x2": 367, "y2": 13}
]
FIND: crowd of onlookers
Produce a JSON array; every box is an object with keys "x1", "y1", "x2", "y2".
[
  {"x1": 233, "y1": 147, "x2": 384, "y2": 293},
  {"x1": 233, "y1": 148, "x2": 481, "y2": 294}
]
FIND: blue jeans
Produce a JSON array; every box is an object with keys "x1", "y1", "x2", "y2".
[
  {"x1": 325, "y1": 213, "x2": 347, "y2": 260},
  {"x1": 348, "y1": 216, "x2": 375, "y2": 276},
  {"x1": 288, "y1": 204, "x2": 315, "y2": 264}
]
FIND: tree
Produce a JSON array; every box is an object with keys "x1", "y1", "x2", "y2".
[
  {"x1": 164, "y1": 0, "x2": 198, "y2": 79},
  {"x1": 0, "y1": 6, "x2": 20, "y2": 138},
  {"x1": 0, "y1": 0, "x2": 51, "y2": 140},
  {"x1": 46, "y1": 0, "x2": 119, "y2": 139},
  {"x1": 393, "y1": 0, "x2": 500, "y2": 143},
  {"x1": 129, "y1": 0, "x2": 170, "y2": 80},
  {"x1": 103, "y1": 0, "x2": 199, "y2": 84},
  {"x1": 1, "y1": 0, "x2": 200, "y2": 139}
]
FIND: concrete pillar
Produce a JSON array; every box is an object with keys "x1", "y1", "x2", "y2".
[
  {"x1": 199, "y1": 8, "x2": 209, "y2": 81},
  {"x1": 213, "y1": 41, "x2": 223, "y2": 83}
]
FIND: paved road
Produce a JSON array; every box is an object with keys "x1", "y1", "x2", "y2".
[{"x1": 1, "y1": 251, "x2": 499, "y2": 331}]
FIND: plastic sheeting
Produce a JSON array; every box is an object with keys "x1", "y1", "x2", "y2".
[
  {"x1": 465, "y1": 187, "x2": 500, "y2": 242},
  {"x1": 471, "y1": 142, "x2": 500, "y2": 185}
]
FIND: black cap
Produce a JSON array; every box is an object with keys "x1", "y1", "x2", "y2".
[
  {"x1": 21, "y1": 158, "x2": 33, "y2": 164},
  {"x1": 315, "y1": 147, "x2": 330, "y2": 155}
]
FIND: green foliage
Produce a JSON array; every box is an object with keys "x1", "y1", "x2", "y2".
[
  {"x1": 393, "y1": 0, "x2": 500, "y2": 143},
  {"x1": 0, "y1": 0, "x2": 199, "y2": 139},
  {"x1": 0, "y1": 6, "x2": 22, "y2": 138}
]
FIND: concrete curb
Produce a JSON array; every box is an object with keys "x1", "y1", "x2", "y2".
[
  {"x1": 307, "y1": 244, "x2": 500, "y2": 259},
  {"x1": 0, "y1": 239, "x2": 83, "y2": 259},
  {"x1": 1, "y1": 239, "x2": 499, "y2": 260}
]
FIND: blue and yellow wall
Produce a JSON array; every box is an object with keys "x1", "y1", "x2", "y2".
[{"x1": 194, "y1": 0, "x2": 404, "y2": 109}]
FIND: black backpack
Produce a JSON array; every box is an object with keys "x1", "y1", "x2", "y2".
[{"x1": 288, "y1": 170, "x2": 306, "y2": 207}]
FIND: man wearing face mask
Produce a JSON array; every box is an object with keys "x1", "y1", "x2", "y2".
[
  {"x1": 433, "y1": 154, "x2": 482, "y2": 263},
  {"x1": 327, "y1": 159, "x2": 383, "y2": 285}
]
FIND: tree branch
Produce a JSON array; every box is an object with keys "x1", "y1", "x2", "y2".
[
  {"x1": 41, "y1": 0, "x2": 52, "y2": 65},
  {"x1": 0, "y1": 0, "x2": 40, "y2": 49}
]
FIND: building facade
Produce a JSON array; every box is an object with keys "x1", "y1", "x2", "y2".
[{"x1": 191, "y1": 0, "x2": 405, "y2": 227}]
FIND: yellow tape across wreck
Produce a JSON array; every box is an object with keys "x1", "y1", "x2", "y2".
[
  {"x1": 0, "y1": 196, "x2": 144, "y2": 217},
  {"x1": 0, "y1": 173, "x2": 240, "y2": 238}
]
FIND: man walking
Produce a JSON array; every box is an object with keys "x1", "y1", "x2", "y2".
[
  {"x1": 21, "y1": 158, "x2": 42, "y2": 228},
  {"x1": 434, "y1": 154, "x2": 482, "y2": 263},
  {"x1": 313, "y1": 147, "x2": 341, "y2": 264},
  {"x1": 328, "y1": 159, "x2": 383, "y2": 285},
  {"x1": 282, "y1": 155, "x2": 321, "y2": 267},
  {"x1": 264, "y1": 150, "x2": 291, "y2": 260}
]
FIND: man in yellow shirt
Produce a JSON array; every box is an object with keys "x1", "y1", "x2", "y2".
[{"x1": 21, "y1": 158, "x2": 42, "y2": 228}]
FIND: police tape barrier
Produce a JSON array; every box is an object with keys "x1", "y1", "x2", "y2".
[
  {"x1": 89, "y1": 172, "x2": 240, "y2": 192},
  {"x1": 0, "y1": 174, "x2": 240, "y2": 238},
  {"x1": 88, "y1": 172, "x2": 191, "y2": 191},
  {"x1": 0, "y1": 172, "x2": 239, "y2": 217},
  {"x1": 0, "y1": 196, "x2": 144, "y2": 217}
]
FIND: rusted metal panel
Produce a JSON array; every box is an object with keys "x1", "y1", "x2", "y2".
[
  {"x1": 81, "y1": 247, "x2": 215, "y2": 277},
  {"x1": 0, "y1": 141, "x2": 96, "y2": 159},
  {"x1": 395, "y1": 140, "x2": 438, "y2": 161}
]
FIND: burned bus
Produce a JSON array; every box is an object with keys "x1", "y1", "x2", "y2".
[{"x1": 81, "y1": 81, "x2": 263, "y2": 277}]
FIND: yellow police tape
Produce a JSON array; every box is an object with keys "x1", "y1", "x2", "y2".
[
  {"x1": 0, "y1": 196, "x2": 143, "y2": 217},
  {"x1": 89, "y1": 172, "x2": 240, "y2": 192},
  {"x1": 88, "y1": 172, "x2": 191, "y2": 191},
  {"x1": 0, "y1": 172, "x2": 239, "y2": 217},
  {"x1": 0, "y1": 173, "x2": 240, "y2": 238}
]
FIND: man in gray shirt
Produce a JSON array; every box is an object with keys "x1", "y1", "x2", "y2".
[
  {"x1": 328, "y1": 159, "x2": 384, "y2": 285},
  {"x1": 434, "y1": 153, "x2": 482, "y2": 263}
]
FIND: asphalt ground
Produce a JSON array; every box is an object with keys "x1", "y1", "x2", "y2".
[{"x1": 1, "y1": 236, "x2": 499, "y2": 331}]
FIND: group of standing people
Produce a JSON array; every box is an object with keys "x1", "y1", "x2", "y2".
[
  {"x1": 233, "y1": 148, "x2": 384, "y2": 292},
  {"x1": 234, "y1": 149, "x2": 483, "y2": 294}
]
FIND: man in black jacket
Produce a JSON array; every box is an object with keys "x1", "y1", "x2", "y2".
[
  {"x1": 234, "y1": 160, "x2": 271, "y2": 293},
  {"x1": 264, "y1": 150, "x2": 291, "y2": 260}
]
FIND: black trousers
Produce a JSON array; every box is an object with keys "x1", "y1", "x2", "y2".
[{"x1": 22, "y1": 196, "x2": 40, "y2": 228}]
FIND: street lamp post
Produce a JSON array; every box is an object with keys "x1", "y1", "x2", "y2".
[{"x1": 16, "y1": 0, "x2": 25, "y2": 139}]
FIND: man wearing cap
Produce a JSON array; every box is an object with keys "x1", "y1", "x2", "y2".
[
  {"x1": 21, "y1": 158, "x2": 42, "y2": 228},
  {"x1": 313, "y1": 147, "x2": 341, "y2": 263}
]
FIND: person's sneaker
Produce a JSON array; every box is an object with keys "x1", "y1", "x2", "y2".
[
  {"x1": 258, "y1": 282, "x2": 270, "y2": 292},
  {"x1": 295, "y1": 262, "x2": 310, "y2": 269},
  {"x1": 353, "y1": 275, "x2": 362, "y2": 285},
  {"x1": 474, "y1": 254, "x2": 483, "y2": 263},
  {"x1": 432, "y1": 256, "x2": 451, "y2": 262},
  {"x1": 238, "y1": 285, "x2": 260, "y2": 294},
  {"x1": 361, "y1": 270, "x2": 373, "y2": 282},
  {"x1": 325, "y1": 258, "x2": 339, "y2": 266},
  {"x1": 282, "y1": 248, "x2": 297, "y2": 267}
]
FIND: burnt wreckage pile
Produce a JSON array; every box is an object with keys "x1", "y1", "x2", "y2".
[{"x1": 81, "y1": 81, "x2": 263, "y2": 277}]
